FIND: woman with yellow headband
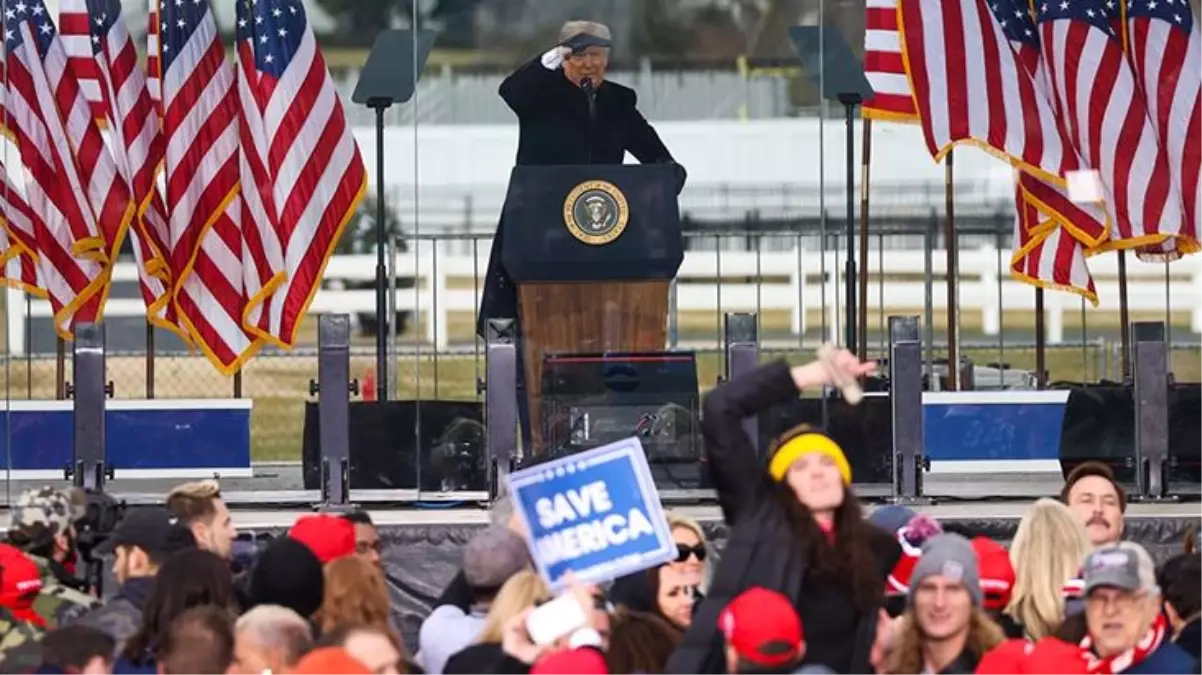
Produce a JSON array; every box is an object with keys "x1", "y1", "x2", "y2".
[{"x1": 667, "y1": 350, "x2": 902, "y2": 675}]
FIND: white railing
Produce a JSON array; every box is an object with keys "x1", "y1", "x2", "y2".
[{"x1": 7, "y1": 245, "x2": 1200, "y2": 354}]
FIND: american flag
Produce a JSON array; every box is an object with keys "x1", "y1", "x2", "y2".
[
  {"x1": 875, "y1": 0, "x2": 1103, "y2": 299},
  {"x1": 146, "y1": 0, "x2": 160, "y2": 104},
  {"x1": 0, "y1": 168, "x2": 44, "y2": 296},
  {"x1": 1, "y1": 0, "x2": 125, "y2": 336},
  {"x1": 1124, "y1": 0, "x2": 1201, "y2": 257},
  {"x1": 59, "y1": 0, "x2": 186, "y2": 340},
  {"x1": 864, "y1": 0, "x2": 918, "y2": 120},
  {"x1": 1035, "y1": 0, "x2": 1185, "y2": 258},
  {"x1": 159, "y1": 0, "x2": 260, "y2": 372},
  {"x1": 898, "y1": 0, "x2": 1083, "y2": 180},
  {"x1": 235, "y1": 0, "x2": 367, "y2": 347},
  {"x1": 1011, "y1": 191, "x2": 1099, "y2": 303}
]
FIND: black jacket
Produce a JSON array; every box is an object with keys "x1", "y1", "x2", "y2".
[
  {"x1": 665, "y1": 361, "x2": 899, "y2": 674},
  {"x1": 444, "y1": 643, "x2": 529, "y2": 675},
  {"x1": 1176, "y1": 618, "x2": 1201, "y2": 663},
  {"x1": 476, "y1": 55, "x2": 685, "y2": 336}
]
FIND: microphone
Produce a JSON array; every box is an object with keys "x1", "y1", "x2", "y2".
[{"x1": 581, "y1": 77, "x2": 596, "y2": 121}]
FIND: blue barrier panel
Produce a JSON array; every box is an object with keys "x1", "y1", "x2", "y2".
[
  {"x1": 923, "y1": 391, "x2": 1070, "y2": 473},
  {"x1": 0, "y1": 400, "x2": 252, "y2": 479}
]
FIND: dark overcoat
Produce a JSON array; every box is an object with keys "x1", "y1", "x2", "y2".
[{"x1": 475, "y1": 56, "x2": 684, "y2": 336}]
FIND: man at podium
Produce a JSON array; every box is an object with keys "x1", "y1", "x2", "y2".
[{"x1": 477, "y1": 20, "x2": 687, "y2": 441}]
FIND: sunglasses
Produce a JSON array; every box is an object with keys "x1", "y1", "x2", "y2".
[{"x1": 676, "y1": 544, "x2": 707, "y2": 562}]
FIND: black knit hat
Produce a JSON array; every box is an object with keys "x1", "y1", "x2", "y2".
[{"x1": 249, "y1": 537, "x2": 324, "y2": 618}]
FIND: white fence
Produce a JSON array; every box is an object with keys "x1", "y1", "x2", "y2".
[{"x1": 8, "y1": 245, "x2": 1199, "y2": 355}]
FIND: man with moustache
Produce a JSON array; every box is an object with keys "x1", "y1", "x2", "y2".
[
  {"x1": 476, "y1": 20, "x2": 686, "y2": 443},
  {"x1": 1061, "y1": 462, "x2": 1126, "y2": 548}
]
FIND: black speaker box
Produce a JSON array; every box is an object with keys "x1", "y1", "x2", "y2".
[{"x1": 302, "y1": 400, "x2": 486, "y2": 492}]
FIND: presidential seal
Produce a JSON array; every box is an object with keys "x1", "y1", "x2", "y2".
[{"x1": 563, "y1": 180, "x2": 629, "y2": 245}]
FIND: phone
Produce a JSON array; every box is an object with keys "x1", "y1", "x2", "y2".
[{"x1": 525, "y1": 594, "x2": 588, "y2": 646}]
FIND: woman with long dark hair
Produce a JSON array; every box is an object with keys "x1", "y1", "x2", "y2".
[
  {"x1": 115, "y1": 549, "x2": 237, "y2": 673},
  {"x1": 667, "y1": 352, "x2": 901, "y2": 674}
]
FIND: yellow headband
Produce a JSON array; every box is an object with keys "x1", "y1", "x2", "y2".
[{"x1": 768, "y1": 433, "x2": 852, "y2": 484}]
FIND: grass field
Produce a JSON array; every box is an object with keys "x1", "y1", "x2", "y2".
[{"x1": 0, "y1": 307, "x2": 1196, "y2": 462}]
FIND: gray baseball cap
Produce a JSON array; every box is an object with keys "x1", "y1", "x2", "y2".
[{"x1": 1083, "y1": 542, "x2": 1157, "y2": 594}]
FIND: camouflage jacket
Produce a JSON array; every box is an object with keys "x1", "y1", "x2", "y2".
[
  {"x1": 0, "y1": 606, "x2": 44, "y2": 674},
  {"x1": 28, "y1": 555, "x2": 100, "y2": 628},
  {"x1": 73, "y1": 577, "x2": 154, "y2": 655}
]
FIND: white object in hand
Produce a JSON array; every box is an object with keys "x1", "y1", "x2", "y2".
[
  {"x1": 525, "y1": 593, "x2": 588, "y2": 646},
  {"x1": 1066, "y1": 169, "x2": 1104, "y2": 204},
  {"x1": 817, "y1": 343, "x2": 864, "y2": 405},
  {"x1": 541, "y1": 46, "x2": 572, "y2": 70}
]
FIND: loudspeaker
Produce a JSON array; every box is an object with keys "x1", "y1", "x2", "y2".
[
  {"x1": 1058, "y1": 383, "x2": 1200, "y2": 484},
  {"x1": 302, "y1": 400, "x2": 486, "y2": 492},
  {"x1": 757, "y1": 395, "x2": 894, "y2": 485},
  {"x1": 539, "y1": 352, "x2": 703, "y2": 490}
]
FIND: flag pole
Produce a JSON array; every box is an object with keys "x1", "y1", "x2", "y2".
[
  {"x1": 945, "y1": 150, "x2": 959, "y2": 390},
  {"x1": 146, "y1": 321, "x2": 155, "y2": 398},
  {"x1": 56, "y1": 337, "x2": 66, "y2": 400},
  {"x1": 1035, "y1": 288, "x2": 1047, "y2": 387},
  {"x1": 857, "y1": 118, "x2": 873, "y2": 362},
  {"x1": 1118, "y1": 250, "x2": 1131, "y2": 379}
]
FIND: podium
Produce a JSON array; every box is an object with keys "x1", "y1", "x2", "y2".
[{"x1": 500, "y1": 164, "x2": 684, "y2": 451}]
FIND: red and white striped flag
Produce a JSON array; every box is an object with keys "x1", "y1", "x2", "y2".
[
  {"x1": 0, "y1": 168, "x2": 44, "y2": 296},
  {"x1": 158, "y1": 0, "x2": 261, "y2": 372},
  {"x1": 0, "y1": 0, "x2": 130, "y2": 336},
  {"x1": 1035, "y1": 0, "x2": 1185, "y2": 259},
  {"x1": 235, "y1": 0, "x2": 367, "y2": 347},
  {"x1": 59, "y1": 0, "x2": 186, "y2": 341},
  {"x1": 898, "y1": 0, "x2": 1084, "y2": 181},
  {"x1": 864, "y1": 0, "x2": 918, "y2": 121},
  {"x1": 1011, "y1": 190, "x2": 1098, "y2": 303},
  {"x1": 1124, "y1": 0, "x2": 1200, "y2": 258},
  {"x1": 146, "y1": 0, "x2": 160, "y2": 104},
  {"x1": 870, "y1": 0, "x2": 1104, "y2": 299}
]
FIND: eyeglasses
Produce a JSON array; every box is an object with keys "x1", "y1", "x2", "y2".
[{"x1": 676, "y1": 544, "x2": 706, "y2": 562}]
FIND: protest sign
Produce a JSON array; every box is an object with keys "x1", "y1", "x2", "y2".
[{"x1": 507, "y1": 437, "x2": 675, "y2": 591}]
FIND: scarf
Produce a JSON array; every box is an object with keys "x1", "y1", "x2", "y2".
[{"x1": 1080, "y1": 612, "x2": 1168, "y2": 674}]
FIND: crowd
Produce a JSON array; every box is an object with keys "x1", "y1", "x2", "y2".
[{"x1": 0, "y1": 353, "x2": 1196, "y2": 675}]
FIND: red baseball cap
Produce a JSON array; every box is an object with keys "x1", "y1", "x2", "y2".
[
  {"x1": 531, "y1": 648, "x2": 608, "y2": 675},
  {"x1": 972, "y1": 537, "x2": 1015, "y2": 611},
  {"x1": 292, "y1": 648, "x2": 372, "y2": 675},
  {"x1": 288, "y1": 514, "x2": 356, "y2": 564},
  {"x1": 719, "y1": 587, "x2": 803, "y2": 668}
]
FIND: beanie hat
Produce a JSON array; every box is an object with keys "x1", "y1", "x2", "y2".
[
  {"x1": 972, "y1": 537, "x2": 1015, "y2": 611},
  {"x1": 249, "y1": 537, "x2": 325, "y2": 618},
  {"x1": 768, "y1": 431, "x2": 851, "y2": 484},
  {"x1": 909, "y1": 533, "x2": 982, "y2": 607},
  {"x1": 289, "y1": 514, "x2": 356, "y2": 564},
  {"x1": 868, "y1": 509, "x2": 942, "y2": 596}
]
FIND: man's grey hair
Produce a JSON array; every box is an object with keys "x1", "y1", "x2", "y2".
[
  {"x1": 559, "y1": 20, "x2": 611, "y2": 43},
  {"x1": 234, "y1": 605, "x2": 312, "y2": 667}
]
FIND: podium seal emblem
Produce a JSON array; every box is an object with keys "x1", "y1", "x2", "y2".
[{"x1": 563, "y1": 180, "x2": 629, "y2": 245}]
